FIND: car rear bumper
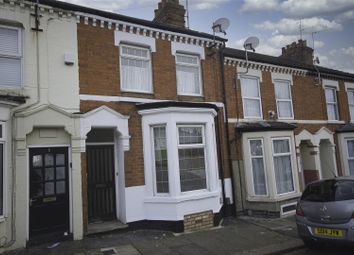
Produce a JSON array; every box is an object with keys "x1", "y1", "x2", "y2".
[{"x1": 296, "y1": 215, "x2": 354, "y2": 244}]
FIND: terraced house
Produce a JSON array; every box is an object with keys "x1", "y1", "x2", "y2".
[
  {"x1": 223, "y1": 40, "x2": 354, "y2": 217},
  {"x1": 1, "y1": 0, "x2": 354, "y2": 252}
]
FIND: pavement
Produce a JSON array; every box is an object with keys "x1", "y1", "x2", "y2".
[{"x1": 4, "y1": 216, "x2": 305, "y2": 255}]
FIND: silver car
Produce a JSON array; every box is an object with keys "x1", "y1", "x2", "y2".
[{"x1": 296, "y1": 177, "x2": 354, "y2": 248}]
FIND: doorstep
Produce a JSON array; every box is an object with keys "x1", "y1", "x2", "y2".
[{"x1": 87, "y1": 220, "x2": 128, "y2": 236}]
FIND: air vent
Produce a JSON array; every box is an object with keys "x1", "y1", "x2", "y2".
[{"x1": 280, "y1": 202, "x2": 297, "y2": 216}]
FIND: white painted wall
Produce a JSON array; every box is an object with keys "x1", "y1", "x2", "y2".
[{"x1": 0, "y1": 2, "x2": 81, "y2": 251}]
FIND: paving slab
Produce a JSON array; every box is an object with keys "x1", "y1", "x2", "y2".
[{"x1": 4, "y1": 217, "x2": 304, "y2": 255}]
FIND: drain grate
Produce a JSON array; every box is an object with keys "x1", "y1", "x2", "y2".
[{"x1": 101, "y1": 247, "x2": 117, "y2": 255}]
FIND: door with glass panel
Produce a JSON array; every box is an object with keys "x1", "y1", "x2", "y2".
[{"x1": 29, "y1": 147, "x2": 69, "y2": 238}]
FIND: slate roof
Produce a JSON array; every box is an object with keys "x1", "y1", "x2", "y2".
[
  {"x1": 235, "y1": 121, "x2": 297, "y2": 133},
  {"x1": 336, "y1": 123, "x2": 354, "y2": 133},
  {"x1": 31, "y1": 0, "x2": 227, "y2": 42},
  {"x1": 136, "y1": 101, "x2": 219, "y2": 111},
  {"x1": 224, "y1": 48, "x2": 354, "y2": 81}
]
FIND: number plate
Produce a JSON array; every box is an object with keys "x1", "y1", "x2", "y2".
[{"x1": 314, "y1": 227, "x2": 343, "y2": 237}]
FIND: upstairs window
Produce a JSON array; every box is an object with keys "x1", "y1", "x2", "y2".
[
  {"x1": 347, "y1": 89, "x2": 354, "y2": 121},
  {"x1": 176, "y1": 53, "x2": 202, "y2": 96},
  {"x1": 274, "y1": 80, "x2": 293, "y2": 119},
  {"x1": 0, "y1": 26, "x2": 22, "y2": 88},
  {"x1": 325, "y1": 87, "x2": 339, "y2": 120},
  {"x1": 240, "y1": 77, "x2": 262, "y2": 118},
  {"x1": 120, "y1": 44, "x2": 152, "y2": 93}
]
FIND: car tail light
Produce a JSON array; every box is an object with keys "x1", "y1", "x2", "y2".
[{"x1": 296, "y1": 203, "x2": 305, "y2": 217}]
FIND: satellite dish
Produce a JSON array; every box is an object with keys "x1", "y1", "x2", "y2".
[
  {"x1": 244, "y1": 36, "x2": 259, "y2": 52},
  {"x1": 212, "y1": 18, "x2": 230, "y2": 34}
]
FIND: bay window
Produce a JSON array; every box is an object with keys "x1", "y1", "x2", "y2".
[
  {"x1": 249, "y1": 139, "x2": 267, "y2": 195},
  {"x1": 177, "y1": 126, "x2": 206, "y2": 192},
  {"x1": 0, "y1": 25, "x2": 22, "y2": 88},
  {"x1": 240, "y1": 76, "x2": 262, "y2": 118},
  {"x1": 325, "y1": 87, "x2": 339, "y2": 120},
  {"x1": 347, "y1": 89, "x2": 354, "y2": 121},
  {"x1": 346, "y1": 139, "x2": 354, "y2": 175},
  {"x1": 272, "y1": 138, "x2": 294, "y2": 194},
  {"x1": 120, "y1": 44, "x2": 152, "y2": 93},
  {"x1": 176, "y1": 53, "x2": 202, "y2": 96},
  {"x1": 243, "y1": 131, "x2": 299, "y2": 201},
  {"x1": 274, "y1": 80, "x2": 293, "y2": 119},
  {"x1": 152, "y1": 126, "x2": 169, "y2": 194}
]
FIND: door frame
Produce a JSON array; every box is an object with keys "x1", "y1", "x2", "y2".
[
  {"x1": 26, "y1": 145, "x2": 72, "y2": 241},
  {"x1": 86, "y1": 141, "x2": 120, "y2": 221}
]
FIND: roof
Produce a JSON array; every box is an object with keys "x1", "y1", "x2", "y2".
[
  {"x1": 32, "y1": 0, "x2": 226, "y2": 42},
  {"x1": 235, "y1": 121, "x2": 297, "y2": 133},
  {"x1": 224, "y1": 48, "x2": 354, "y2": 81},
  {"x1": 336, "y1": 123, "x2": 354, "y2": 133},
  {"x1": 136, "y1": 101, "x2": 219, "y2": 111}
]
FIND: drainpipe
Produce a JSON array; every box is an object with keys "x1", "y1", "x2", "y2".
[{"x1": 219, "y1": 43, "x2": 237, "y2": 216}]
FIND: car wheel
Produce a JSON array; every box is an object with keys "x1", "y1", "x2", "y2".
[{"x1": 302, "y1": 238, "x2": 324, "y2": 249}]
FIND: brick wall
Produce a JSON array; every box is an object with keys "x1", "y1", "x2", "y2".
[{"x1": 183, "y1": 210, "x2": 214, "y2": 232}]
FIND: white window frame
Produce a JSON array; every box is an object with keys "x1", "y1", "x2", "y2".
[
  {"x1": 119, "y1": 44, "x2": 153, "y2": 93},
  {"x1": 240, "y1": 76, "x2": 263, "y2": 119},
  {"x1": 248, "y1": 138, "x2": 268, "y2": 197},
  {"x1": 347, "y1": 89, "x2": 354, "y2": 121},
  {"x1": 346, "y1": 138, "x2": 354, "y2": 176},
  {"x1": 151, "y1": 124, "x2": 169, "y2": 196},
  {"x1": 271, "y1": 137, "x2": 295, "y2": 196},
  {"x1": 177, "y1": 125, "x2": 208, "y2": 194},
  {"x1": 175, "y1": 52, "x2": 203, "y2": 96},
  {"x1": 0, "y1": 122, "x2": 5, "y2": 218},
  {"x1": 274, "y1": 80, "x2": 294, "y2": 120},
  {"x1": 325, "y1": 86, "x2": 339, "y2": 121},
  {"x1": 0, "y1": 25, "x2": 23, "y2": 88}
]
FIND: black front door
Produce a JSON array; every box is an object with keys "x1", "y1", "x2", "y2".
[
  {"x1": 29, "y1": 147, "x2": 70, "y2": 239},
  {"x1": 87, "y1": 145, "x2": 116, "y2": 222}
]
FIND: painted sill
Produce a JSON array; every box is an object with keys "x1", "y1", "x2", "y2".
[
  {"x1": 177, "y1": 93, "x2": 204, "y2": 97},
  {"x1": 120, "y1": 88, "x2": 154, "y2": 95},
  {"x1": 247, "y1": 192, "x2": 301, "y2": 203},
  {"x1": 0, "y1": 217, "x2": 5, "y2": 223},
  {"x1": 327, "y1": 120, "x2": 345, "y2": 124},
  {"x1": 144, "y1": 190, "x2": 220, "y2": 204}
]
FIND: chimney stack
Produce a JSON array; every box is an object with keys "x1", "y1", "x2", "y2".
[
  {"x1": 153, "y1": 0, "x2": 186, "y2": 29},
  {"x1": 280, "y1": 39, "x2": 314, "y2": 65}
]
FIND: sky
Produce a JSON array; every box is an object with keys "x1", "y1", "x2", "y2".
[{"x1": 62, "y1": 0, "x2": 354, "y2": 73}]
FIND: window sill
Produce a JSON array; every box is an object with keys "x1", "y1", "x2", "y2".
[
  {"x1": 247, "y1": 191, "x2": 301, "y2": 202},
  {"x1": 144, "y1": 190, "x2": 220, "y2": 204},
  {"x1": 0, "y1": 216, "x2": 5, "y2": 223},
  {"x1": 120, "y1": 89, "x2": 153, "y2": 95},
  {"x1": 177, "y1": 93, "x2": 204, "y2": 97},
  {"x1": 327, "y1": 120, "x2": 345, "y2": 124}
]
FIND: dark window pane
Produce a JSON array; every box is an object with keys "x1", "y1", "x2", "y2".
[
  {"x1": 45, "y1": 154, "x2": 54, "y2": 166},
  {"x1": 45, "y1": 182, "x2": 54, "y2": 195},
  {"x1": 56, "y1": 167, "x2": 65, "y2": 179},
  {"x1": 32, "y1": 169, "x2": 43, "y2": 182},
  {"x1": 56, "y1": 181, "x2": 66, "y2": 194},
  {"x1": 31, "y1": 183, "x2": 43, "y2": 197},
  {"x1": 45, "y1": 167, "x2": 54, "y2": 181},
  {"x1": 56, "y1": 154, "x2": 65, "y2": 165},
  {"x1": 178, "y1": 148, "x2": 206, "y2": 192}
]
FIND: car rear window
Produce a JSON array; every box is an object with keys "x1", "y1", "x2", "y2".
[{"x1": 302, "y1": 180, "x2": 354, "y2": 202}]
